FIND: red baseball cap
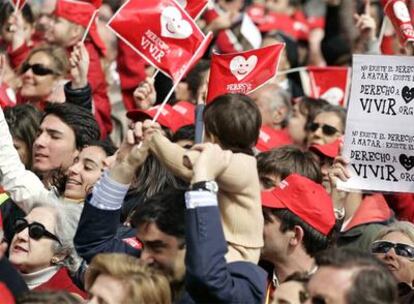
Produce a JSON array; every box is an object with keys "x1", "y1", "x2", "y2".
[
  {"x1": 309, "y1": 138, "x2": 341, "y2": 159},
  {"x1": 172, "y1": 101, "x2": 195, "y2": 126},
  {"x1": 261, "y1": 174, "x2": 335, "y2": 236},
  {"x1": 127, "y1": 104, "x2": 183, "y2": 132},
  {"x1": 55, "y1": 0, "x2": 106, "y2": 56},
  {"x1": 256, "y1": 126, "x2": 292, "y2": 152}
]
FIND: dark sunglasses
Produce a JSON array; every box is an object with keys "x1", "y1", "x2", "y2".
[
  {"x1": 371, "y1": 240, "x2": 414, "y2": 259},
  {"x1": 308, "y1": 122, "x2": 340, "y2": 136},
  {"x1": 13, "y1": 218, "x2": 62, "y2": 245},
  {"x1": 21, "y1": 62, "x2": 57, "y2": 76}
]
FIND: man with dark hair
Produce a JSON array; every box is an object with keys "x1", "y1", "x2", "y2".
[
  {"x1": 261, "y1": 174, "x2": 336, "y2": 290},
  {"x1": 32, "y1": 103, "x2": 100, "y2": 177},
  {"x1": 306, "y1": 248, "x2": 398, "y2": 304},
  {"x1": 257, "y1": 145, "x2": 322, "y2": 189}
]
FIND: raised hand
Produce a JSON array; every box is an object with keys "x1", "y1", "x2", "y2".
[
  {"x1": 133, "y1": 77, "x2": 156, "y2": 110},
  {"x1": 69, "y1": 42, "x2": 90, "y2": 89}
]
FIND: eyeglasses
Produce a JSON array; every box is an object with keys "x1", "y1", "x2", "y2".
[
  {"x1": 307, "y1": 122, "x2": 340, "y2": 136},
  {"x1": 21, "y1": 62, "x2": 57, "y2": 76},
  {"x1": 371, "y1": 240, "x2": 414, "y2": 259},
  {"x1": 13, "y1": 218, "x2": 62, "y2": 246}
]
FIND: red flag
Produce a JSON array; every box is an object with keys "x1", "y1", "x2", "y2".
[
  {"x1": 306, "y1": 66, "x2": 350, "y2": 107},
  {"x1": 176, "y1": 0, "x2": 208, "y2": 19},
  {"x1": 107, "y1": 0, "x2": 209, "y2": 82},
  {"x1": 383, "y1": 0, "x2": 414, "y2": 45},
  {"x1": 206, "y1": 43, "x2": 285, "y2": 103}
]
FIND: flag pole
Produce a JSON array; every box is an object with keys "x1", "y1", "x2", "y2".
[
  {"x1": 81, "y1": 9, "x2": 99, "y2": 43},
  {"x1": 151, "y1": 32, "x2": 212, "y2": 124}
]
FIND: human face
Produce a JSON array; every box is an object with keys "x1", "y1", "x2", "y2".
[
  {"x1": 36, "y1": 0, "x2": 57, "y2": 33},
  {"x1": 13, "y1": 138, "x2": 30, "y2": 169},
  {"x1": 64, "y1": 146, "x2": 108, "y2": 200},
  {"x1": 88, "y1": 274, "x2": 128, "y2": 304},
  {"x1": 305, "y1": 266, "x2": 353, "y2": 304},
  {"x1": 9, "y1": 207, "x2": 58, "y2": 273},
  {"x1": 373, "y1": 232, "x2": 414, "y2": 285},
  {"x1": 47, "y1": 17, "x2": 76, "y2": 47},
  {"x1": 307, "y1": 112, "x2": 343, "y2": 146},
  {"x1": 287, "y1": 102, "x2": 307, "y2": 146},
  {"x1": 137, "y1": 222, "x2": 186, "y2": 282},
  {"x1": 273, "y1": 281, "x2": 306, "y2": 304},
  {"x1": 260, "y1": 174, "x2": 281, "y2": 190},
  {"x1": 20, "y1": 52, "x2": 60, "y2": 102},
  {"x1": 261, "y1": 212, "x2": 292, "y2": 263},
  {"x1": 32, "y1": 114, "x2": 78, "y2": 174}
]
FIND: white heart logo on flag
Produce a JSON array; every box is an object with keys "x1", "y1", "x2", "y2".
[
  {"x1": 320, "y1": 87, "x2": 344, "y2": 106},
  {"x1": 393, "y1": 1, "x2": 411, "y2": 22},
  {"x1": 230, "y1": 55, "x2": 258, "y2": 81},
  {"x1": 161, "y1": 6, "x2": 193, "y2": 39},
  {"x1": 177, "y1": 0, "x2": 187, "y2": 8}
]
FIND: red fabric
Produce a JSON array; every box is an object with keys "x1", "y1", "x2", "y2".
[
  {"x1": 307, "y1": 16, "x2": 325, "y2": 30},
  {"x1": 172, "y1": 100, "x2": 195, "y2": 125},
  {"x1": 384, "y1": 193, "x2": 414, "y2": 222},
  {"x1": 381, "y1": 34, "x2": 396, "y2": 54},
  {"x1": 35, "y1": 267, "x2": 87, "y2": 299},
  {"x1": 206, "y1": 44, "x2": 285, "y2": 102},
  {"x1": 256, "y1": 126, "x2": 292, "y2": 152},
  {"x1": 306, "y1": 66, "x2": 349, "y2": 107},
  {"x1": 84, "y1": 42, "x2": 112, "y2": 137},
  {"x1": 8, "y1": 42, "x2": 31, "y2": 69},
  {"x1": 342, "y1": 194, "x2": 392, "y2": 232},
  {"x1": 108, "y1": 0, "x2": 211, "y2": 82},
  {"x1": 383, "y1": 0, "x2": 414, "y2": 46},
  {"x1": 180, "y1": 0, "x2": 208, "y2": 19},
  {"x1": 261, "y1": 174, "x2": 336, "y2": 236},
  {"x1": 0, "y1": 283, "x2": 14, "y2": 304},
  {"x1": 309, "y1": 138, "x2": 341, "y2": 159},
  {"x1": 55, "y1": 0, "x2": 106, "y2": 56},
  {"x1": 116, "y1": 39, "x2": 147, "y2": 111}
]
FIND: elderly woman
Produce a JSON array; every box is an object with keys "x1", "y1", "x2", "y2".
[
  {"x1": 371, "y1": 221, "x2": 414, "y2": 304},
  {"x1": 306, "y1": 104, "x2": 347, "y2": 147},
  {"x1": 8, "y1": 201, "x2": 85, "y2": 298}
]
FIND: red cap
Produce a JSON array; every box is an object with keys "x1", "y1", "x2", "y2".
[
  {"x1": 172, "y1": 101, "x2": 195, "y2": 125},
  {"x1": 256, "y1": 126, "x2": 292, "y2": 152},
  {"x1": 309, "y1": 138, "x2": 341, "y2": 159},
  {"x1": 55, "y1": 0, "x2": 106, "y2": 56},
  {"x1": 127, "y1": 104, "x2": 184, "y2": 132},
  {"x1": 261, "y1": 174, "x2": 335, "y2": 236}
]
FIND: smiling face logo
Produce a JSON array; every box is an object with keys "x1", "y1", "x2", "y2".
[
  {"x1": 160, "y1": 6, "x2": 192, "y2": 39},
  {"x1": 229, "y1": 55, "x2": 258, "y2": 81},
  {"x1": 393, "y1": 1, "x2": 411, "y2": 22}
]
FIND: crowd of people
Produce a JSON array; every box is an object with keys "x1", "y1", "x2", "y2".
[{"x1": 0, "y1": 0, "x2": 413, "y2": 303}]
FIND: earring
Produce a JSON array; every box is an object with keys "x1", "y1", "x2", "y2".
[{"x1": 51, "y1": 256, "x2": 60, "y2": 265}]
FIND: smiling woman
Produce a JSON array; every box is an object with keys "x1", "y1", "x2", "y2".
[{"x1": 18, "y1": 45, "x2": 69, "y2": 104}]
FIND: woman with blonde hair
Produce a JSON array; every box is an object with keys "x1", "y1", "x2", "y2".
[{"x1": 86, "y1": 253, "x2": 171, "y2": 304}]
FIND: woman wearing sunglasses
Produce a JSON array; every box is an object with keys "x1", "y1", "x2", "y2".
[
  {"x1": 8, "y1": 202, "x2": 86, "y2": 299},
  {"x1": 306, "y1": 105, "x2": 347, "y2": 147},
  {"x1": 371, "y1": 221, "x2": 414, "y2": 304},
  {"x1": 18, "y1": 45, "x2": 69, "y2": 105}
]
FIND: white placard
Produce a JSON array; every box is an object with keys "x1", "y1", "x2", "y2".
[
  {"x1": 240, "y1": 13, "x2": 262, "y2": 49},
  {"x1": 338, "y1": 54, "x2": 414, "y2": 193}
]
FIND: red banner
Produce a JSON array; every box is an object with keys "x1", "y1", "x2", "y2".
[
  {"x1": 177, "y1": 0, "x2": 208, "y2": 19},
  {"x1": 206, "y1": 43, "x2": 285, "y2": 103},
  {"x1": 307, "y1": 66, "x2": 350, "y2": 107},
  {"x1": 107, "y1": 0, "x2": 208, "y2": 82}
]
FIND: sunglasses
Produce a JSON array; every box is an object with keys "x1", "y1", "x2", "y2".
[
  {"x1": 371, "y1": 240, "x2": 414, "y2": 259},
  {"x1": 21, "y1": 62, "x2": 57, "y2": 76},
  {"x1": 13, "y1": 218, "x2": 62, "y2": 246},
  {"x1": 308, "y1": 122, "x2": 340, "y2": 136}
]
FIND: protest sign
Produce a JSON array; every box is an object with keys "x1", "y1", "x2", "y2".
[
  {"x1": 206, "y1": 43, "x2": 285, "y2": 102},
  {"x1": 338, "y1": 54, "x2": 414, "y2": 193},
  {"x1": 107, "y1": 0, "x2": 208, "y2": 82}
]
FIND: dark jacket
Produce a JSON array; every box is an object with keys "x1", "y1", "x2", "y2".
[
  {"x1": 182, "y1": 204, "x2": 267, "y2": 303},
  {"x1": 74, "y1": 198, "x2": 140, "y2": 264},
  {"x1": 64, "y1": 82, "x2": 93, "y2": 111}
]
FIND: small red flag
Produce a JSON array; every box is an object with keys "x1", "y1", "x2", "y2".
[
  {"x1": 206, "y1": 43, "x2": 285, "y2": 103},
  {"x1": 177, "y1": 0, "x2": 208, "y2": 19},
  {"x1": 306, "y1": 66, "x2": 350, "y2": 107},
  {"x1": 108, "y1": 0, "x2": 209, "y2": 82}
]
